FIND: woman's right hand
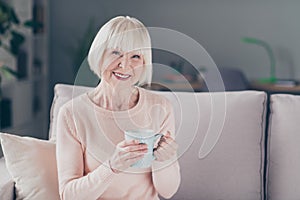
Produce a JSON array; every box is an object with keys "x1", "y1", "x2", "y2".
[{"x1": 109, "y1": 140, "x2": 148, "y2": 173}]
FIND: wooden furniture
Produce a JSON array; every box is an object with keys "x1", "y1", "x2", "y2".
[
  {"x1": 142, "y1": 81, "x2": 204, "y2": 92},
  {"x1": 250, "y1": 81, "x2": 300, "y2": 94}
]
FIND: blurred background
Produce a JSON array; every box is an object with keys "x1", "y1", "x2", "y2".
[{"x1": 1, "y1": 0, "x2": 300, "y2": 140}]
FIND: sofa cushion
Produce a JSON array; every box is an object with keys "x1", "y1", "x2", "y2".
[
  {"x1": 267, "y1": 94, "x2": 300, "y2": 200},
  {"x1": 162, "y1": 91, "x2": 266, "y2": 200},
  {"x1": 0, "y1": 132, "x2": 59, "y2": 200},
  {"x1": 0, "y1": 157, "x2": 14, "y2": 200}
]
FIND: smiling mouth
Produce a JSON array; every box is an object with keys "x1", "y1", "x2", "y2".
[{"x1": 113, "y1": 72, "x2": 131, "y2": 80}]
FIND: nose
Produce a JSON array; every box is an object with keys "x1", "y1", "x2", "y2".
[{"x1": 118, "y1": 54, "x2": 129, "y2": 68}]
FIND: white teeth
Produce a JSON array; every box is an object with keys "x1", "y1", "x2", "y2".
[{"x1": 114, "y1": 72, "x2": 130, "y2": 79}]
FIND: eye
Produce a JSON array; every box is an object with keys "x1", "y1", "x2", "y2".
[
  {"x1": 112, "y1": 50, "x2": 121, "y2": 56},
  {"x1": 132, "y1": 54, "x2": 141, "y2": 59}
]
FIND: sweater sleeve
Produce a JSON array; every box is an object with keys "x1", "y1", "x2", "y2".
[
  {"x1": 56, "y1": 106, "x2": 116, "y2": 200},
  {"x1": 151, "y1": 99, "x2": 181, "y2": 199}
]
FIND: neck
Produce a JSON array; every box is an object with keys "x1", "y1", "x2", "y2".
[{"x1": 89, "y1": 81, "x2": 139, "y2": 111}]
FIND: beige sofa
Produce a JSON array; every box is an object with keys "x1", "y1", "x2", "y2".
[{"x1": 0, "y1": 83, "x2": 300, "y2": 200}]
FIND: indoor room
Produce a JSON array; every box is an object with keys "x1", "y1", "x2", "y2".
[{"x1": 1, "y1": 1, "x2": 300, "y2": 199}]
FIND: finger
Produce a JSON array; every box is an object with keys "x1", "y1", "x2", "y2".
[
  {"x1": 164, "y1": 136, "x2": 178, "y2": 147},
  {"x1": 158, "y1": 139, "x2": 178, "y2": 152},
  {"x1": 165, "y1": 131, "x2": 171, "y2": 138},
  {"x1": 118, "y1": 146, "x2": 146, "y2": 159},
  {"x1": 124, "y1": 152, "x2": 145, "y2": 163},
  {"x1": 162, "y1": 136, "x2": 173, "y2": 144},
  {"x1": 123, "y1": 144, "x2": 148, "y2": 153},
  {"x1": 125, "y1": 154, "x2": 145, "y2": 166},
  {"x1": 157, "y1": 135, "x2": 167, "y2": 146},
  {"x1": 165, "y1": 138, "x2": 179, "y2": 150},
  {"x1": 117, "y1": 150, "x2": 146, "y2": 164},
  {"x1": 156, "y1": 140, "x2": 178, "y2": 159},
  {"x1": 118, "y1": 139, "x2": 140, "y2": 148},
  {"x1": 157, "y1": 143, "x2": 175, "y2": 155},
  {"x1": 114, "y1": 153, "x2": 145, "y2": 171},
  {"x1": 162, "y1": 131, "x2": 173, "y2": 140},
  {"x1": 157, "y1": 132, "x2": 172, "y2": 146}
]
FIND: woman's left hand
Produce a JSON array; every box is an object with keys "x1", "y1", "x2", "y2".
[{"x1": 154, "y1": 131, "x2": 178, "y2": 162}]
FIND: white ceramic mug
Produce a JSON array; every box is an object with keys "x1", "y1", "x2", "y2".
[{"x1": 124, "y1": 129, "x2": 163, "y2": 168}]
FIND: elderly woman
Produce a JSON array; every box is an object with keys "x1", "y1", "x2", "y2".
[{"x1": 56, "y1": 16, "x2": 180, "y2": 200}]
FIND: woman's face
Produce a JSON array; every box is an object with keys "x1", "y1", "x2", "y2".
[{"x1": 100, "y1": 48, "x2": 145, "y2": 88}]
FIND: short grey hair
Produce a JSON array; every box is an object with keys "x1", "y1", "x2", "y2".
[{"x1": 87, "y1": 16, "x2": 152, "y2": 86}]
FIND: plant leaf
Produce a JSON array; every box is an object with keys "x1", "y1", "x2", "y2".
[
  {"x1": 8, "y1": 5, "x2": 19, "y2": 25},
  {"x1": 24, "y1": 20, "x2": 43, "y2": 30},
  {"x1": 10, "y1": 30, "x2": 25, "y2": 55},
  {"x1": 0, "y1": 65, "x2": 19, "y2": 78},
  {"x1": 0, "y1": 1, "x2": 19, "y2": 25}
]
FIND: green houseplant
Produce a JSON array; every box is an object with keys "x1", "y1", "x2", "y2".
[
  {"x1": 0, "y1": 0, "x2": 39, "y2": 56},
  {"x1": 0, "y1": 0, "x2": 37, "y2": 88},
  {"x1": 0, "y1": 0, "x2": 37, "y2": 128}
]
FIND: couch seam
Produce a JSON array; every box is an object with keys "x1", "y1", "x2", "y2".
[
  {"x1": 260, "y1": 92, "x2": 268, "y2": 200},
  {"x1": 265, "y1": 95, "x2": 274, "y2": 200}
]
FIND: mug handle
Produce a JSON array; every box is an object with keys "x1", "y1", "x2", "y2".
[{"x1": 152, "y1": 133, "x2": 164, "y2": 161}]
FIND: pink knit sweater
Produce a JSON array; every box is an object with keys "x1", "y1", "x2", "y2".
[{"x1": 56, "y1": 87, "x2": 181, "y2": 200}]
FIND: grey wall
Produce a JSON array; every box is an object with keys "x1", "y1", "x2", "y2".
[{"x1": 49, "y1": 0, "x2": 300, "y2": 96}]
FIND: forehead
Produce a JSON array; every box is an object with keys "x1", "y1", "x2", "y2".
[
  {"x1": 106, "y1": 48, "x2": 142, "y2": 55},
  {"x1": 106, "y1": 28, "x2": 149, "y2": 53}
]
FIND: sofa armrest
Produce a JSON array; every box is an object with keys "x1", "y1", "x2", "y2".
[{"x1": 0, "y1": 157, "x2": 14, "y2": 200}]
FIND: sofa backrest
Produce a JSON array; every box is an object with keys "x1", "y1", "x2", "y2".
[
  {"x1": 49, "y1": 84, "x2": 93, "y2": 141},
  {"x1": 165, "y1": 91, "x2": 266, "y2": 200},
  {"x1": 267, "y1": 94, "x2": 300, "y2": 200},
  {"x1": 50, "y1": 83, "x2": 267, "y2": 200}
]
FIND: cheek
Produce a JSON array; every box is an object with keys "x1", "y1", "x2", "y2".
[
  {"x1": 133, "y1": 64, "x2": 144, "y2": 75},
  {"x1": 132, "y1": 59, "x2": 144, "y2": 70},
  {"x1": 100, "y1": 61, "x2": 114, "y2": 77}
]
